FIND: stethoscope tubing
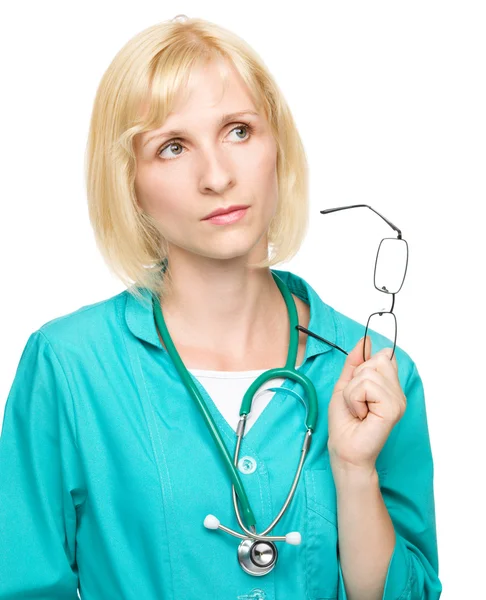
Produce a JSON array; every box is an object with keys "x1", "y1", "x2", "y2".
[{"x1": 152, "y1": 271, "x2": 319, "y2": 535}]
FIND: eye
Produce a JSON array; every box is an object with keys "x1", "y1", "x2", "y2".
[
  {"x1": 156, "y1": 122, "x2": 254, "y2": 160},
  {"x1": 227, "y1": 123, "x2": 253, "y2": 142}
]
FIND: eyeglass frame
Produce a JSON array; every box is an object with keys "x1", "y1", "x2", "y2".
[{"x1": 296, "y1": 204, "x2": 408, "y2": 363}]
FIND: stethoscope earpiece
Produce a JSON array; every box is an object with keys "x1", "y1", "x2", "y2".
[{"x1": 203, "y1": 514, "x2": 220, "y2": 530}]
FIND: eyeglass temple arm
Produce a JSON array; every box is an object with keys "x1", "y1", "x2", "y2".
[
  {"x1": 320, "y1": 204, "x2": 402, "y2": 239},
  {"x1": 296, "y1": 325, "x2": 349, "y2": 356}
]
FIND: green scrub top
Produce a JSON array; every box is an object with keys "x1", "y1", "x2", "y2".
[{"x1": 0, "y1": 268, "x2": 442, "y2": 599}]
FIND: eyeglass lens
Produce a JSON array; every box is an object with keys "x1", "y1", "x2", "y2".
[{"x1": 366, "y1": 238, "x2": 408, "y2": 359}]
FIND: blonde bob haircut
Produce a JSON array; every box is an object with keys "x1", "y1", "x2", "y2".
[{"x1": 85, "y1": 16, "x2": 309, "y2": 305}]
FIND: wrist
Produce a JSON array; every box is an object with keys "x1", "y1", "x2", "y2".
[{"x1": 330, "y1": 460, "x2": 379, "y2": 488}]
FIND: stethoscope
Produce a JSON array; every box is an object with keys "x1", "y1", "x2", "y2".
[{"x1": 152, "y1": 271, "x2": 319, "y2": 576}]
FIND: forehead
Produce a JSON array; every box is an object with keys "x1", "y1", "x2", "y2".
[
  {"x1": 169, "y1": 59, "x2": 257, "y2": 120},
  {"x1": 139, "y1": 57, "x2": 260, "y2": 128}
]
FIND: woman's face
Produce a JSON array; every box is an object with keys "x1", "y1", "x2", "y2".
[{"x1": 133, "y1": 59, "x2": 279, "y2": 264}]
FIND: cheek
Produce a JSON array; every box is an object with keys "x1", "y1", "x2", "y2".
[
  {"x1": 135, "y1": 165, "x2": 184, "y2": 217},
  {"x1": 246, "y1": 138, "x2": 278, "y2": 191},
  {"x1": 259, "y1": 144, "x2": 279, "y2": 213},
  {"x1": 135, "y1": 167, "x2": 198, "y2": 245}
]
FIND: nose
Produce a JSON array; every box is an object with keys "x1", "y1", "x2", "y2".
[{"x1": 199, "y1": 145, "x2": 235, "y2": 194}]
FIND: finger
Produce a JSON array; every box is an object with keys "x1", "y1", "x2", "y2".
[
  {"x1": 334, "y1": 335, "x2": 372, "y2": 394},
  {"x1": 346, "y1": 366, "x2": 395, "y2": 402},
  {"x1": 353, "y1": 347, "x2": 397, "y2": 379},
  {"x1": 344, "y1": 377, "x2": 400, "y2": 422},
  {"x1": 351, "y1": 357, "x2": 406, "y2": 413}
]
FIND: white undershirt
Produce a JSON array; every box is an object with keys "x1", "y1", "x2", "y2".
[{"x1": 187, "y1": 365, "x2": 302, "y2": 433}]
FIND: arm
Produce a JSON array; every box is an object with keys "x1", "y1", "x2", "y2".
[
  {"x1": 333, "y1": 467, "x2": 395, "y2": 600},
  {"x1": 335, "y1": 362, "x2": 442, "y2": 599},
  {"x1": 0, "y1": 330, "x2": 87, "y2": 599}
]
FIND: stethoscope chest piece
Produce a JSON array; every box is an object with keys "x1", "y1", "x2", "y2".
[{"x1": 238, "y1": 538, "x2": 278, "y2": 576}]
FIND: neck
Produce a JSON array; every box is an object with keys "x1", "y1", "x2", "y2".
[{"x1": 158, "y1": 249, "x2": 288, "y2": 367}]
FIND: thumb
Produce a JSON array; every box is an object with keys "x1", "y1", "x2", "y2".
[{"x1": 333, "y1": 335, "x2": 371, "y2": 394}]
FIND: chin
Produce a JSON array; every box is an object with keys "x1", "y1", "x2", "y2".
[{"x1": 195, "y1": 239, "x2": 265, "y2": 262}]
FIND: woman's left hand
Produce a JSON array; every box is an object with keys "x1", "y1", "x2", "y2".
[{"x1": 327, "y1": 336, "x2": 407, "y2": 476}]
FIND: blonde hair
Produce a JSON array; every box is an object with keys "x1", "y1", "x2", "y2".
[{"x1": 85, "y1": 16, "x2": 309, "y2": 306}]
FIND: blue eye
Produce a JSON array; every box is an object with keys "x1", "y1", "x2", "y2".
[
  {"x1": 157, "y1": 122, "x2": 254, "y2": 160},
  {"x1": 158, "y1": 141, "x2": 184, "y2": 159}
]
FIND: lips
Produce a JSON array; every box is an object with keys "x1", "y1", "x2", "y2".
[{"x1": 202, "y1": 205, "x2": 250, "y2": 220}]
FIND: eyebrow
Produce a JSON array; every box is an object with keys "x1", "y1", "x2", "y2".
[{"x1": 142, "y1": 110, "x2": 259, "y2": 148}]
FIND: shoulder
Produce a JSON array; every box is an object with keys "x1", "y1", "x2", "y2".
[{"x1": 34, "y1": 289, "x2": 130, "y2": 353}]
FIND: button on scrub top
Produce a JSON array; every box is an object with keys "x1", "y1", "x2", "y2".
[{"x1": 0, "y1": 268, "x2": 442, "y2": 599}]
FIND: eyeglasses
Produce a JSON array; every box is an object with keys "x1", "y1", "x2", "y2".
[{"x1": 319, "y1": 204, "x2": 409, "y2": 362}]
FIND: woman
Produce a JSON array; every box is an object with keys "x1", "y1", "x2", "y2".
[{"x1": 0, "y1": 15, "x2": 441, "y2": 599}]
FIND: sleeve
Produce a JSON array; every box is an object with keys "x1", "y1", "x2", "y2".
[
  {"x1": 337, "y1": 360, "x2": 443, "y2": 599},
  {"x1": 0, "y1": 330, "x2": 87, "y2": 599}
]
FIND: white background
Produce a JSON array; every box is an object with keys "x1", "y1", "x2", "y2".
[{"x1": 1, "y1": 1, "x2": 484, "y2": 597}]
